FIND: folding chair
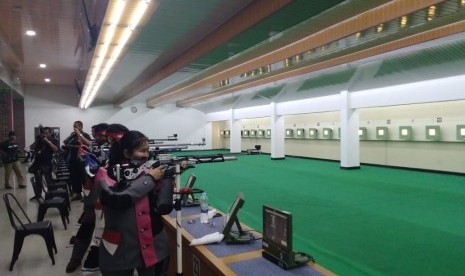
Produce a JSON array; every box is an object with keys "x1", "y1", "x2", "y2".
[{"x1": 3, "y1": 193, "x2": 57, "y2": 271}]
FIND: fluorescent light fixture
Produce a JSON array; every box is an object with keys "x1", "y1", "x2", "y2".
[
  {"x1": 322, "y1": 128, "x2": 332, "y2": 139},
  {"x1": 376, "y1": 127, "x2": 388, "y2": 140},
  {"x1": 79, "y1": 0, "x2": 152, "y2": 109},
  {"x1": 425, "y1": 125, "x2": 440, "y2": 141},
  {"x1": 457, "y1": 125, "x2": 465, "y2": 140},
  {"x1": 39, "y1": 63, "x2": 47, "y2": 68},
  {"x1": 25, "y1": 30, "x2": 36, "y2": 36},
  {"x1": 44, "y1": 78, "x2": 51, "y2": 82},
  {"x1": 285, "y1": 129, "x2": 293, "y2": 138},
  {"x1": 309, "y1": 128, "x2": 318, "y2": 139},
  {"x1": 399, "y1": 126, "x2": 413, "y2": 140},
  {"x1": 296, "y1": 128, "x2": 305, "y2": 138},
  {"x1": 359, "y1": 127, "x2": 367, "y2": 140}
]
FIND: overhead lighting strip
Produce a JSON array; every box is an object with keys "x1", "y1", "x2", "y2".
[{"x1": 79, "y1": 0, "x2": 151, "y2": 109}]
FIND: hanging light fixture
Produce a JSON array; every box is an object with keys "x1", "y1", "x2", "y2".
[{"x1": 79, "y1": 0, "x2": 153, "y2": 109}]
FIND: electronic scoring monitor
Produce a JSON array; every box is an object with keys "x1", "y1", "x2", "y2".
[
  {"x1": 222, "y1": 192, "x2": 253, "y2": 244},
  {"x1": 262, "y1": 205, "x2": 313, "y2": 269}
]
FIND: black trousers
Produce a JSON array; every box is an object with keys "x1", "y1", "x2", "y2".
[
  {"x1": 69, "y1": 156, "x2": 85, "y2": 194},
  {"x1": 70, "y1": 205, "x2": 96, "y2": 261},
  {"x1": 33, "y1": 165, "x2": 54, "y2": 198}
]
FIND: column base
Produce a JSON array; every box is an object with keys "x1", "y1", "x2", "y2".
[{"x1": 340, "y1": 166, "x2": 360, "y2": 170}]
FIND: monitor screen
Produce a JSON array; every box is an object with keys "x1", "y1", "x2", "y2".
[
  {"x1": 225, "y1": 192, "x2": 244, "y2": 227},
  {"x1": 184, "y1": 174, "x2": 197, "y2": 188},
  {"x1": 223, "y1": 192, "x2": 250, "y2": 244},
  {"x1": 263, "y1": 205, "x2": 292, "y2": 252}
]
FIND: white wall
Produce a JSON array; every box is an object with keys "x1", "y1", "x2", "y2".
[
  {"x1": 24, "y1": 85, "x2": 115, "y2": 146},
  {"x1": 24, "y1": 85, "x2": 210, "y2": 149},
  {"x1": 210, "y1": 75, "x2": 465, "y2": 173}
]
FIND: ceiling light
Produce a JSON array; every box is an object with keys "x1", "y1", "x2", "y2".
[
  {"x1": 39, "y1": 63, "x2": 47, "y2": 68},
  {"x1": 400, "y1": 16, "x2": 408, "y2": 27},
  {"x1": 44, "y1": 78, "x2": 50, "y2": 82},
  {"x1": 79, "y1": 0, "x2": 153, "y2": 109},
  {"x1": 25, "y1": 30, "x2": 36, "y2": 36},
  {"x1": 427, "y1": 6, "x2": 436, "y2": 21}
]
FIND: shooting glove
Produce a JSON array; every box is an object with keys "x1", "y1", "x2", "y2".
[
  {"x1": 100, "y1": 188, "x2": 133, "y2": 210},
  {"x1": 154, "y1": 179, "x2": 174, "y2": 215}
]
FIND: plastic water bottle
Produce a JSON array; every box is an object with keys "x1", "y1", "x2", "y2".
[{"x1": 200, "y1": 192, "x2": 209, "y2": 224}]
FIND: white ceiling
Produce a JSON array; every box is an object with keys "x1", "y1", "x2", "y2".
[{"x1": 1, "y1": 0, "x2": 464, "y2": 112}]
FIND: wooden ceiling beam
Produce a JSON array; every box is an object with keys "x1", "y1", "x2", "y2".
[
  {"x1": 176, "y1": 20, "x2": 465, "y2": 106},
  {"x1": 114, "y1": 0, "x2": 293, "y2": 106},
  {"x1": 148, "y1": 0, "x2": 447, "y2": 107}
]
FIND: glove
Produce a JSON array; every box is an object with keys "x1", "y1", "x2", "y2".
[
  {"x1": 154, "y1": 179, "x2": 174, "y2": 215},
  {"x1": 100, "y1": 188, "x2": 133, "y2": 210}
]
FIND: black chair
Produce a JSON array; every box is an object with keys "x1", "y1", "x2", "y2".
[
  {"x1": 37, "y1": 196, "x2": 70, "y2": 230},
  {"x1": 31, "y1": 177, "x2": 70, "y2": 229},
  {"x1": 3, "y1": 193, "x2": 57, "y2": 271},
  {"x1": 31, "y1": 176, "x2": 70, "y2": 211}
]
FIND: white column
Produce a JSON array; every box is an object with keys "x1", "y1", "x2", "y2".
[
  {"x1": 230, "y1": 109, "x2": 241, "y2": 153},
  {"x1": 270, "y1": 102, "x2": 285, "y2": 159},
  {"x1": 340, "y1": 90, "x2": 360, "y2": 169}
]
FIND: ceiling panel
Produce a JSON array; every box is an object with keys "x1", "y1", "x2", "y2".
[
  {"x1": 97, "y1": 0, "x2": 255, "y2": 104},
  {"x1": 1, "y1": 0, "x2": 464, "y2": 113},
  {"x1": 0, "y1": 0, "x2": 90, "y2": 86}
]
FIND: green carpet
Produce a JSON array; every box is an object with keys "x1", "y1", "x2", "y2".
[{"x1": 176, "y1": 152, "x2": 465, "y2": 276}]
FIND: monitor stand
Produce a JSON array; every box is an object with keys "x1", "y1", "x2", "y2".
[
  {"x1": 224, "y1": 231, "x2": 254, "y2": 244},
  {"x1": 181, "y1": 194, "x2": 199, "y2": 207},
  {"x1": 262, "y1": 250, "x2": 311, "y2": 270},
  {"x1": 224, "y1": 217, "x2": 254, "y2": 244}
]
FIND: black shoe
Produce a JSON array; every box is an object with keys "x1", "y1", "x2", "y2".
[
  {"x1": 4, "y1": 185, "x2": 12, "y2": 189},
  {"x1": 29, "y1": 196, "x2": 39, "y2": 201},
  {"x1": 66, "y1": 258, "x2": 81, "y2": 273},
  {"x1": 70, "y1": 193, "x2": 83, "y2": 201},
  {"x1": 18, "y1": 184, "x2": 27, "y2": 189},
  {"x1": 82, "y1": 246, "x2": 99, "y2": 272},
  {"x1": 77, "y1": 211, "x2": 85, "y2": 224},
  {"x1": 69, "y1": 235, "x2": 76, "y2": 245}
]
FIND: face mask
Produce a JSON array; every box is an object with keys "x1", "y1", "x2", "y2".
[{"x1": 129, "y1": 156, "x2": 147, "y2": 167}]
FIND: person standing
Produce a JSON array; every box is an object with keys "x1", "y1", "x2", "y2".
[
  {"x1": 99, "y1": 130, "x2": 170, "y2": 276},
  {"x1": 0, "y1": 131, "x2": 26, "y2": 189},
  {"x1": 65, "y1": 122, "x2": 112, "y2": 273},
  {"x1": 63, "y1": 121, "x2": 91, "y2": 201},
  {"x1": 29, "y1": 127, "x2": 59, "y2": 200}
]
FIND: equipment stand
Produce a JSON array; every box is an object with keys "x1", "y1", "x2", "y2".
[{"x1": 174, "y1": 163, "x2": 182, "y2": 275}]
